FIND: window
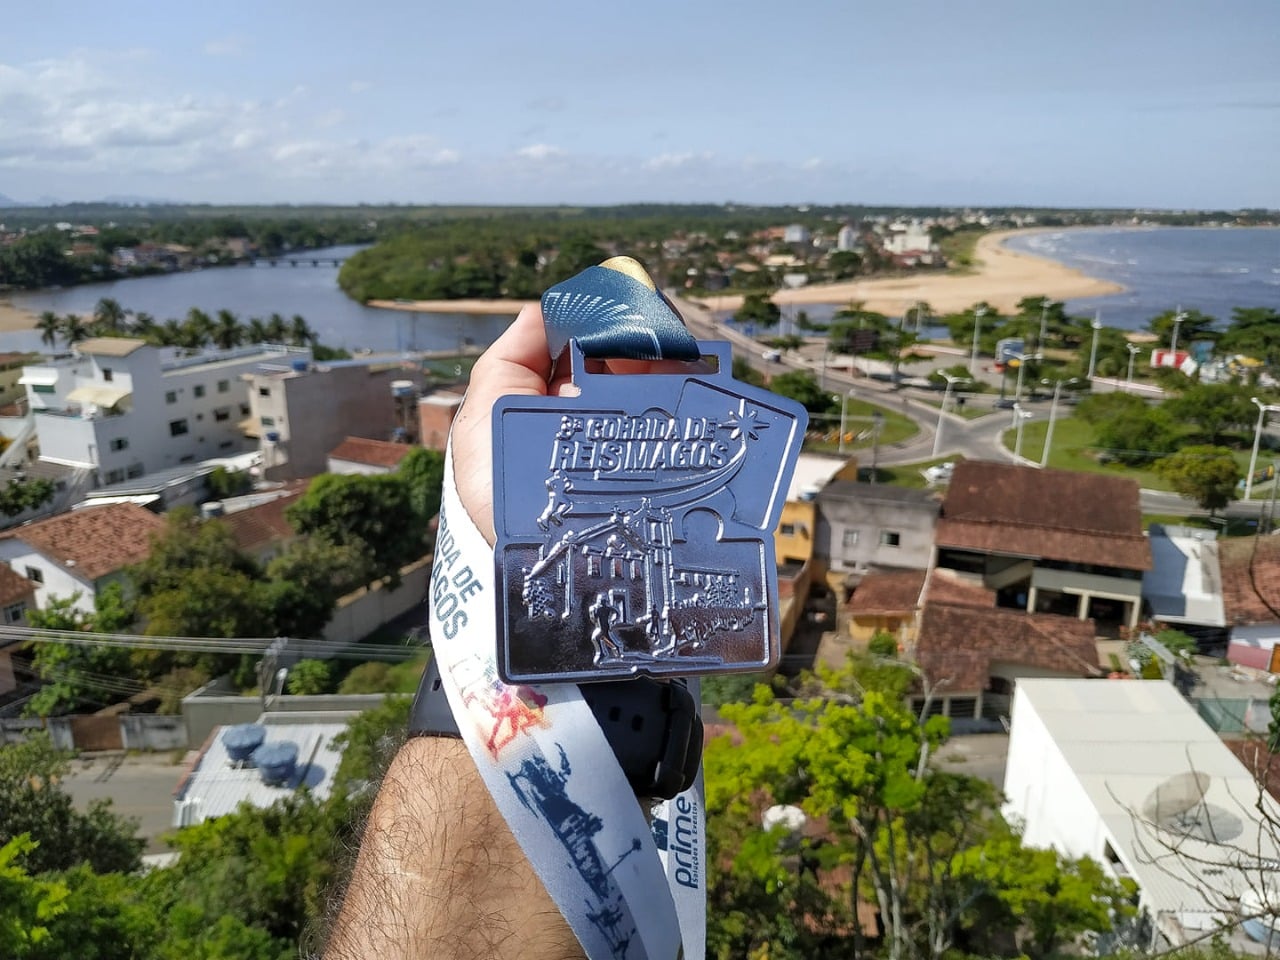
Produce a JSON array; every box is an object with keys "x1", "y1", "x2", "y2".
[
  {"x1": 165, "y1": 390, "x2": 177, "y2": 404},
  {"x1": 842, "y1": 530, "x2": 860, "y2": 549},
  {"x1": 3, "y1": 602, "x2": 24, "y2": 624},
  {"x1": 169, "y1": 418, "x2": 189, "y2": 437},
  {"x1": 193, "y1": 384, "x2": 206, "y2": 398},
  {"x1": 109, "y1": 437, "x2": 129, "y2": 451},
  {"x1": 32, "y1": 384, "x2": 54, "y2": 394},
  {"x1": 25, "y1": 566, "x2": 43, "y2": 584},
  {"x1": 104, "y1": 468, "x2": 125, "y2": 484},
  {"x1": 102, "y1": 368, "x2": 113, "y2": 382},
  {"x1": 127, "y1": 463, "x2": 144, "y2": 478},
  {"x1": 258, "y1": 387, "x2": 271, "y2": 397},
  {"x1": 780, "y1": 523, "x2": 796, "y2": 536},
  {"x1": 240, "y1": 403, "x2": 250, "y2": 416},
  {"x1": 260, "y1": 416, "x2": 276, "y2": 427},
  {"x1": 217, "y1": 380, "x2": 230, "y2": 393},
  {"x1": 219, "y1": 440, "x2": 234, "y2": 449},
  {"x1": 880, "y1": 531, "x2": 901, "y2": 547},
  {"x1": 179, "y1": 454, "x2": 195, "y2": 463},
  {"x1": 214, "y1": 408, "x2": 230, "y2": 422}
]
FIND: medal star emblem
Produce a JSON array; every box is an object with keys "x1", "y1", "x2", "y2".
[{"x1": 720, "y1": 403, "x2": 769, "y2": 442}]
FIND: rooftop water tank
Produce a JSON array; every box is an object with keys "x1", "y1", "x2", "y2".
[
  {"x1": 291, "y1": 358, "x2": 309, "y2": 373},
  {"x1": 222, "y1": 723, "x2": 266, "y2": 763},
  {"x1": 253, "y1": 741, "x2": 299, "y2": 787},
  {"x1": 390, "y1": 379, "x2": 416, "y2": 398},
  {"x1": 200, "y1": 501, "x2": 225, "y2": 519}
]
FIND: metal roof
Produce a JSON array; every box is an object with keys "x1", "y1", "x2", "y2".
[
  {"x1": 172, "y1": 713, "x2": 350, "y2": 827},
  {"x1": 1145, "y1": 525, "x2": 1227, "y2": 628},
  {"x1": 1010, "y1": 679, "x2": 1280, "y2": 931}
]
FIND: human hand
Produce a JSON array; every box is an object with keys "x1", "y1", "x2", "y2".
[{"x1": 450, "y1": 294, "x2": 706, "y2": 545}]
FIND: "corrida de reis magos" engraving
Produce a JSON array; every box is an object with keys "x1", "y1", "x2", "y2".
[{"x1": 492, "y1": 340, "x2": 806, "y2": 684}]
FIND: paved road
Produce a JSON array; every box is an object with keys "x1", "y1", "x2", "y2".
[{"x1": 61, "y1": 753, "x2": 185, "y2": 853}]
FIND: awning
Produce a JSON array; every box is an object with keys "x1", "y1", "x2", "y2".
[
  {"x1": 65, "y1": 385, "x2": 132, "y2": 408},
  {"x1": 239, "y1": 417, "x2": 261, "y2": 439},
  {"x1": 18, "y1": 369, "x2": 59, "y2": 387}
]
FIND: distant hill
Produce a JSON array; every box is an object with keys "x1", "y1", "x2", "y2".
[{"x1": 0, "y1": 193, "x2": 27, "y2": 208}]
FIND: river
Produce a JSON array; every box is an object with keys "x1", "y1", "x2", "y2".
[{"x1": 2, "y1": 244, "x2": 517, "y2": 355}]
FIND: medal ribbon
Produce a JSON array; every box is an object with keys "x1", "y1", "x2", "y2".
[{"x1": 428, "y1": 265, "x2": 705, "y2": 958}]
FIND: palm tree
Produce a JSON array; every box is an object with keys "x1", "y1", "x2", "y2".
[
  {"x1": 36, "y1": 311, "x2": 60, "y2": 350},
  {"x1": 157, "y1": 319, "x2": 185, "y2": 346},
  {"x1": 212, "y1": 309, "x2": 245, "y2": 350},
  {"x1": 288, "y1": 314, "x2": 316, "y2": 347},
  {"x1": 92, "y1": 297, "x2": 128, "y2": 336},
  {"x1": 184, "y1": 308, "x2": 214, "y2": 347},
  {"x1": 132, "y1": 311, "x2": 159, "y2": 341},
  {"x1": 265, "y1": 312, "x2": 288, "y2": 343},
  {"x1": 60, "y1": 313, "x2": 89, "y2": 346},
  {"x1": 246, "y1": 317, "x2": 270, "y2": 343}
]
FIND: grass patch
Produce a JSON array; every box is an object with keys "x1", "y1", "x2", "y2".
[
  {"x1": 805, "y1": 398, "x2": 918, "y2": 453},
  {"x1": 868, "y1": 454, "x2": 966, "y2": 489},
  {"x1": 938, "y1": 229, "x2": 985, "y2": 274}
]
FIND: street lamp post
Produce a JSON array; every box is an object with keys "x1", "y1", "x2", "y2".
[
  {"x1": 1038, "y1": 301, "x2": 1049, "y2": 352},
  {"x1": 1170, "y1": 306, "x2": 1186, "y2": 357},
  {"x1": 837, "y1": 389, "x2": 852, "y2": 455},
  {"x1": 932, "y1": 373, "x2": 971, "y2": 458},
  {"x1": 1125, "y1": 343, "x2": 1141, "y2": 393},
  {"x1": 871, "y1": 411, "x2": 884, "y2": 483},
  {"x1": 969, "y1": 306, "x2": 987, "y2": 375},
  {"x1": 1245, "y1": 397, "x2": 1280, "y2": 499},
  {"x1": 1041, "y1": 377, "x2": 1079, "y2": 468},
  {"x1": 1087, "y1": 313, "x2": 1102, "y2": 379},
  {"x1": 1013, "y1": 403, "x2": 1034, "y2": 460},
  {"x1": 1013, "y1": 352, "x2": 1042, "y2": 405}
]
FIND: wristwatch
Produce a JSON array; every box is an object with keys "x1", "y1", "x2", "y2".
[{"x1": 410, "y1": 657, "x2": 703, "y2": 800}]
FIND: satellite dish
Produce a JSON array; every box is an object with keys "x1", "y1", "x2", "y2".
[{"x1": 1143, "y1": 771, "x2": 1210, "y2": 822}]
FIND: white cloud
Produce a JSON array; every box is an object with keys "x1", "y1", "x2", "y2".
[
  {"x1": 801, "y1": 156, "x2": 824, "y2": 170},
  {"x1": 516, "y1": 143, "x2": 565, "y2": 161},
  {"x1": 203, "y1": 36, "x2": 249, "y2": 57},
  {"x1": 349, "y1": 80, "x2": 373, "y2": 94},
  {"x1": 643, "y1": 151, "x2": 713, "y2": 171}
]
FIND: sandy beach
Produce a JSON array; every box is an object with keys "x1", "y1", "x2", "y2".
[
  {"x1": 697, "y1": 228, "x2": 1125, "y2": 315},
  {"x1": 0, "y1": 299, "x2": 37, "y2": 333},
  {"x1": 367, "y1": 297, "x2": 536, "y2": 316}
]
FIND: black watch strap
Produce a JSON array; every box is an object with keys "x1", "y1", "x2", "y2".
[
  {"x1": 408, "y1": 656, "x2": 461, "y2": 738},
  {"x1": 409, "y1": 657, "x2": 703, "y2": 800}
]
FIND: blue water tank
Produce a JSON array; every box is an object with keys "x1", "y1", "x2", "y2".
[
  {"x1": 253, "y1": 741, "x2": 299, "y2": 787},
  {"x1": 291, "y1": 358, "x2": 309, "y2": 373},
  {"x1": 222, "y1": 723, "x2": 266, "y2": 763}
]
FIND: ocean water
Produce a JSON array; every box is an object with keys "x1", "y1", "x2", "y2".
[{"x1": 1005, "y1": 226, "x2": 1280, "y2": 331}]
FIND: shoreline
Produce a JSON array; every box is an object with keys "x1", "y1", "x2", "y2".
[
  {"x1": 366, "y1": 297, "x2": 536, "y2": 316},
  {"x1": 696, "y1": 227, "x2": 1126, "y2": 316},
  {"x1": 0, "y1": 299, "x2": 38, "y2": 334}
]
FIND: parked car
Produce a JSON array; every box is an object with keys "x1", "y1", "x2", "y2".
[
  {"x1": 923, "y1": 461, "x2": 956, "y2": 485},
  {"x1": 761, "y1": 349, "x2": 782, "y2": 362}
]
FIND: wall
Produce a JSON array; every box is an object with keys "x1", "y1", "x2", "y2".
[
  {"x1": 0, "y1": 542, "x2": 95, "y2": 614},
  {"x1": 774, "y1": 500, "x2": 816, "y2": 566},
  {"x1": 321, "y1": 556, "x2": 431, "y2": 646},
  {"x1": 815, "y1": 487, "x2": 939, "y2": 578},
  {"x1": 181, "y1": 691, "x2": 397, "y2": 749}
]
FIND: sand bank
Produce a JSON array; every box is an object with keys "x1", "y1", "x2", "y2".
[
  {"x1": 367, "y1": 297, "x2": 535, "y2": 316},
  {"x1": 698, "y1": 228, "x2": 1125, "y2": 316},
  {"x1": 0, "y1": 300, "x2": 37, "y2": 333}
]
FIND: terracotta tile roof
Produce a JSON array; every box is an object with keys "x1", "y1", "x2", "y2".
[
  {"x1": 0, "y1": 563, "x2": 35, "y2": 607},
  {"x1": 221, "y1": 485, "x2": 306, "y2": 556},
  {"x1": 849, "y1": 570, "x2": 926, "y2": 615},
  {"x1": 1218, "y1": 536, "x2": 1280, "y2": 625},
  {"x1": 936, "y1": 461, "x2": 1151, "y2": 571},
  {"x1": 328, "y1": 436, "x2": 414, "y2": 470},
  {"x1": 925, "y1": 569, "x2": 997, "y2": 609},
  {"x1": 915, "y1": 603, "x2": 1102, "y2": 692},
  {"x1": 3, "y1": 503, "x2": 165, "y2": 581}
]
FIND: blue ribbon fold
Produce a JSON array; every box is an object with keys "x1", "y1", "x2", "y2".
[{"x1": 541, "y1": 265, "x2": 701, "y2": 362}]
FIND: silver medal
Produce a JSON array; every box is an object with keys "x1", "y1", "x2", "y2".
[{"x1": 493, "y1": 341, "x2": 807, "y2": 683}]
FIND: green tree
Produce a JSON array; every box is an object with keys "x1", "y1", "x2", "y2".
[
  {"x1": 736, "y1": 291, "x2": 781, "y2": 329},
  {"x1": 60, "y1": 313, "x2": 89, "y2": 346},
  {"x1": 263, "y1": 538, "x2": 369, "y2": 638},
  {"x1": 1093, "y1": 403, "x2": 1181, "y2": 465},
  {"x1": 287, "y1": 473, "x2": 422, "y2": 585},
  {"x1": 91, "y1": 298, "x2": 128, "y2": 336},
  {"x1": 398, "y1": 447, "x2": 445, "y2": 540},
  {"x1": 1218, "y1": 306, "x2": 1280, "y2": 367},
  {"x1": 23, "y1": 589, "x2": 135, "y2": 717},
  {"x1": 731, "y1": 356, "x2": 766, "y2": 388},
  {"x1": 211, "y1": 309, "x2": 244, "y2": 350},
  {"x1": 287, "y1": 314, "x2": 316, "y2": 347},
  {"x1": 0, "y1": 477, "x2": 54, "y2": 517},
  {"x1": 0, "y1": 734, "x2": 143, "y2": 875},
  {"x1": 1156, "y1": 445, "x2": 1242, "y2": 514},
  {"x1": 285, "y1": 658, "x2": 333, "y2": 695},
  {"x1": 0, "y1": 836, "x2": 69, "y2": 959},
  {"x1": 1148, "y1": 307, "x2": 1218, "y2": 347},
  {"x1": 35, "y1": 311, "x2": 60, "y2": 350},
  {"x1": 1165, "y1": 382, "x2": 1255, "y2": 445},
  {"x1": 767, "y1": 370, "x2": 837, "y2": 417}
]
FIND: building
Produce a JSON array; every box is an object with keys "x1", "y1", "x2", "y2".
[
  {"x1": 845, "y1": 567, "x2": 994, "y2": 649},
  {"x1": 327, "y1": 436, "x2": 414, "y2": 475},
  {"x1": 933, "y1": 462, "x2": 1151, "y2": 632},
  {"x1": 783, "y1": 224, "x2": 811, "y2": 245},
  {"x1": 1219, "y1": 536, "x2": 1280, "y2": 670},
  {"x1": 0, "y1": 502, "x2": 165, "y2": 615},
  {"x1": 173, "y1": 712, "x2": 349, "y2": 827},
  {"x1": 243, "y1": 358, "x2": 422, "y2": 479},
  {"x1": 1143, "y1": 524, "x2": 1226, "y2": 647},
  {"x1": 417, "y1": 386, "x2": 465, "y2": 451},
  {"x1": 835, "y1": 225, "x2": 858, "y2": 252},
  {"x1": 0, "y1": 351, "x2": 36, "y2": 410},
  {"x1": 0, "y1": 565, "x2": 35, "y2": 695},
  {"x1": 220, "y1": 483, "x2": 307, "y2": 565},
  {"x1": 815, "y1": 481, "x2": 940, "y2": 591},
  {"x1": 1005, "y1": 679, "x2": 1280, "y2": 949},
  {"x1": 21, "y1": 338, "x2": 310, "y2": 484}
]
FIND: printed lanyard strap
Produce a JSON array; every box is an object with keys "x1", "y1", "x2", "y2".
[{"x1": 428, "y1": 262, "x2": 707, "y2": 960}]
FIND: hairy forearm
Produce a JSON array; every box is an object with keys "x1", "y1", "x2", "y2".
[{"x1": 326, "y1": 737, "x2": 583, "y2": 960}]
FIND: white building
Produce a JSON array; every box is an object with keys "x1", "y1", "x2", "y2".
[
  {"x1": 783, "y1": 224, "x2": 811, "y2": 245},
  {"x1": 0, "y1": 502, "x2": 165, "y2": 615},
  {"x1": 21, "y1": 338, "x2": 310, "y2": 484},
  {"x1": 882, "y1": 221, "x2": 936, "y2": 256},
  {"x1": 835, "y1": 225, "x2": 858, "y2": 252},
  {"x1": 1005, "y1": 679, "x2": 1280, "y2": 949}
]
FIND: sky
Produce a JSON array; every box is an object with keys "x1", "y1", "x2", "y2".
[{"x1": 2, "y1": 1, "x2": 1278, "y2": 209}]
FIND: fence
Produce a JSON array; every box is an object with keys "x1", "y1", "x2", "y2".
[
  {"x1": 1194, "y1": 696, "x2": 1271, "y2": 735},
  {"x1": 0, "y1": 712, "x2": 186, "y2": 752}
]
